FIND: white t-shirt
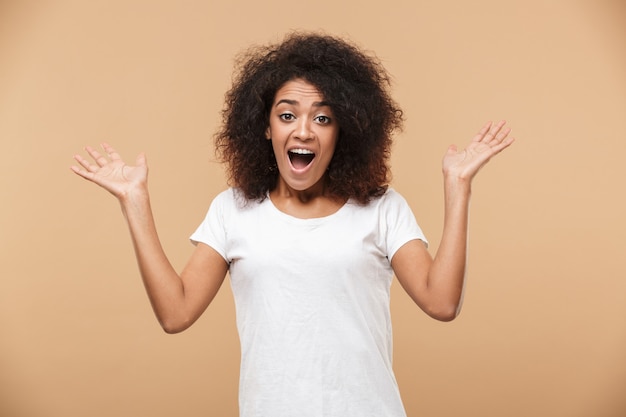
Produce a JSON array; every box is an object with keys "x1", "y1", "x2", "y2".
[{"x1": 191, "y1": 187, "x2": 427, "y2": 417}]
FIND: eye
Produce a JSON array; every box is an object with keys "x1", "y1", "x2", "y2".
[
  {"x1": 279, "y1": 113, "x2": 295, "y2": 121},
  {"x1": 315, "y1": 115, "x2": 332, "y2": 124}
]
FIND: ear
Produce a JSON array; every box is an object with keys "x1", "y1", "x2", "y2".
[{"x1": 265, "y1": 126, "x2": 271, "y2": 140}]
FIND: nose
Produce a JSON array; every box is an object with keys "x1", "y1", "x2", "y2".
[{"x1": 294, "y1": 118, "x2": 313, "y2": 141}]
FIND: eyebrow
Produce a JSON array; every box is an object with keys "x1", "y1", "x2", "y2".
[{"x1": 275, "y1": 99, "x2": 330, "y2": 108}]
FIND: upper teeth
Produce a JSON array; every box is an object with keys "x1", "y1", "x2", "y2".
[{"x1": 290, "y1": 149, "x2": 314, "y2": 155}]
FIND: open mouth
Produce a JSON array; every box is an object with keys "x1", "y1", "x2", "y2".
[{"x1": 288, "y1": 149, "x2": 315, "y2": 170}]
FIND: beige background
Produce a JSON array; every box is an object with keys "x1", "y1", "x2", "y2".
[{"x1": 1, "y1": 0, "x2": 625, "y2": 416}]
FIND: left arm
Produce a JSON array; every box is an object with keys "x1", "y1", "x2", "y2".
[{"x1": 392, "y1": 120, "x2": 515, "y2": 321}]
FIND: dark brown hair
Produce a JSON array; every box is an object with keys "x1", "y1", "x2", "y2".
[{"x1": 215, "y1": 32, "x2": 403, "y2": 204}]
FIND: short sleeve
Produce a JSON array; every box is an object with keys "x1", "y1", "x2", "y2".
[
  {"x1": 383, "y1": 189, "x2": 428, "y2": 260},
  {"x1": 189, "y1": 189, "x2": 231, "y2": 263}
]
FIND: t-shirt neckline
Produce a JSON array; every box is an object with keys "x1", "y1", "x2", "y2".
[{"x1": 265, "y1": 193, "x2": 352, "y2": 224}]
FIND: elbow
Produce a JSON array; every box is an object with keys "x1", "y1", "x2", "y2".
[
  {"x1": 420, "y1": 289, "x2": 465, "y2": 322},
  {"x1": 161, "y1": 324, "x2": 185, "y2": 334},
  {"x1": 159, "y1": 316, "x2": 193, "y2": 334},
  {"x1": 433, "y1": 310, "x2": 460, "y2": 322},
  {"x1": 426, "y1": 303, "x2": 462, "y2": 322}
]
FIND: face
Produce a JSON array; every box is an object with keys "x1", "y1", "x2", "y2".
[{"x1": 266, "y1": 78, "x2": 339, "y2": 195}]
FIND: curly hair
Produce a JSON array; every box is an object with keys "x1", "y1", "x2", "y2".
[{"x1": 215, "y1": 32, "x2": 404, "y2": 204}]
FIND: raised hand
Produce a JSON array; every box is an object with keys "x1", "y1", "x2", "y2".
[
  {"x1": 71, "y1": 143, "x2": 148, "y2": 200},
  {"x1": 442, "y1": 120, "x2": 515, "y2": 183}
]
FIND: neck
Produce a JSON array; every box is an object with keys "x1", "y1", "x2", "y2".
[{"x1": 269, "y1": 177, "x2": 345, "y2": 219}]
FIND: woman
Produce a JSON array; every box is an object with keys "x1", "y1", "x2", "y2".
[{"x1": 71, "y1": 32, "x2": 514, "y2": 417}]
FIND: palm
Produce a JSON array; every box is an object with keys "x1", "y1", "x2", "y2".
[
  {"x1": 442, "y1": 120, "x2": 514, "y2": 181},
  {"x1": 71, "y1": 143, "x2": 148, "y2": 198}
]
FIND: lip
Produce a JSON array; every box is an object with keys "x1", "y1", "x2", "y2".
[
  {"x1": 287, "y1": 147, "x2": 316, "y2": 172},
  {"x1": 287, "y1": 145, "x2": 316, "y2": 153}
]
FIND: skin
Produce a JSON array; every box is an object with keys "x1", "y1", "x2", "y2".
[
  {"x1": 71, "y1": 79, "x2": 514, "y2": 331},
  {"x1": 265, "y1": 79, "x2": 343, "y2": 218},
  {"x1": 392, "y1": 121, "x2": 514, "y2": 320}
]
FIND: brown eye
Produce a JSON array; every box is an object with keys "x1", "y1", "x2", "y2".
[{"x1": 315, "y1": 115, "x2": 331, "y2": 124}]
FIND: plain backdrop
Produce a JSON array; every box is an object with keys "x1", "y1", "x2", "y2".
[{"x1": 1, "y1": 1, "x2": 625, "y2": 416}]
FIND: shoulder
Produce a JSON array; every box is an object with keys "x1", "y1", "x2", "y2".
[
  {"x1": 343, "y1": 188, "x2": 413, "y2": 221},
  {"x1": 369, "y1": 187, "x2": 418, "y2": 227},
  {"x1": 382, "y1": 187, "x2": 405, "y2": 201},
  {"x1": 208, "y1": 188, "x2": 268, "y2": 221},
  {"x1": 368, "y1": 187, "x2": 410, "y2": 209},
  {"x1": 211, "y1": 187, "x2": 252, "y2": 208}
]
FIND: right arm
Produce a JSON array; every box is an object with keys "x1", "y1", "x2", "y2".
[{"x1": 71, "y1": 143, "x2": 228, "y2": 333}]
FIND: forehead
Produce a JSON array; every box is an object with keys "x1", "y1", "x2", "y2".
[{"x1": 273, "y1": 78, "x2": 325, "y2": 103}]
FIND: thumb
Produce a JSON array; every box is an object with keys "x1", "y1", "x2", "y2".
[
  {"x1": 446, "y1": 144, "x2": 458, "y2": 155},
  {"x1": 135, "y1": 152, "x2": 147, "y2": 167}
]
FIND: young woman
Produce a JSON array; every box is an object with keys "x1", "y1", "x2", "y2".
[{"x1": 72, "y1": 32, "x2": 514, "y2": 417}]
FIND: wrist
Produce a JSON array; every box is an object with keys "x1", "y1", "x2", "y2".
[
  {"x1": 443, "y1": 174, "x2": 472, "y2": 192},
  {"x1": 119, "y1": 184, "x2": 151, "y2": 211},
  {"x1": 442, "y1": 175, "x2": 472, "y2": 209}
]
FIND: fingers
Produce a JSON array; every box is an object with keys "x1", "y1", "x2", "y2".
[
  {"x1": 101, "y1": 142, "x2": 123, "y2": 162},
  {"x1": 69, "y1": 162, "x2": 92, "y2": 179},
  {"x1": 84, "y1": 145, "x2": 111, "y2": 168},
  {"x1": 72, "y1": 143, "x2": 121, "y2": 169},
  {"x1": 475, "y1": 120, "x2": 512, "y2": 147},
  {"x1": 72, "y1": 152, "x2": 98, "y2": 174},
  {"x1": 491, "y1": 133, "x2": 516, "y2": 154},
  {"x1": 489, "y1": 121, "x2": 510, "y2": 145},
  {"x1": 472, "y1": 121, "x2": 493, "y2": 143},
  {"x1": 70, "y1": 144, "x2": 111, "y2": 179}
]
